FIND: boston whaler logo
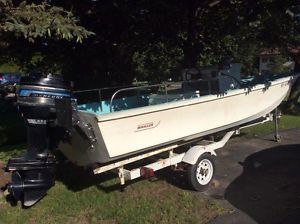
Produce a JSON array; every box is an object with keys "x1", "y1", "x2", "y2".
[{"x1": 136, "y1": 121, "x2": 160, "y2": 132}]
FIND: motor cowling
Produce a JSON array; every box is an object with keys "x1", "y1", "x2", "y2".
[{"x1": 6, "y1": 74, "x2": 72, "y2": 206}]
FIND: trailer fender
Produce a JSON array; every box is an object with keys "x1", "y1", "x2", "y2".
[
  {"x1": 183, "y1": 130, "x2": 235, "y2": 165},
  {"x1": 182, "y1": 145, "x2": 216, "y2": 165}
]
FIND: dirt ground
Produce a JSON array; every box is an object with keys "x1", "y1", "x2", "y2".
[
  {"x1": 0, "y1": 161, "x2": 9, "y2": 186},
  {"x1": 0, "y1": 161, "x2": 11, "y2": 195}
]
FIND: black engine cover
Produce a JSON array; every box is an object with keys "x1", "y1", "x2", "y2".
[{"x1": 6, "y1": 74, "x2": 72, "y2": 207}]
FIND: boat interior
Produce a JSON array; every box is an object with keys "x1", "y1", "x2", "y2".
[{"x1": 74, "y1": 71, "x2": 288, "y2": 116}]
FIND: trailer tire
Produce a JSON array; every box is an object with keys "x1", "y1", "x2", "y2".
[{"x1": 187, "y1": 153, "x2": 215, "y2": 191}]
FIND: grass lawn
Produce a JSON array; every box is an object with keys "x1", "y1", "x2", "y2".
[
  {"x1": 0, "y1": 63, "x2": 21, "y2": 73},
  {"x1": 0, "y1": 144, "x2": 227, "y2": 224},
  {"x1": 240, "y1": 115, "x2": 300, "y2": 137},
  {"x1": 0, "y1": 114, "x2": 300, "y2": 223},
  {"x1": 0, "y1": 175, "x2": 226, "y2": 224}
]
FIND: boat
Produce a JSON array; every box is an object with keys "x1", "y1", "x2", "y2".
[
  {"x1": 58, "y1": 73, "x2": 297, "y2": 167},
  {"x1": 3, "y1": 70, "x2": 298, "y2": 207}
]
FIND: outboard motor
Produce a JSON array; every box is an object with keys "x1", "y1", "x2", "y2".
[{"x1": 5, "y1": 74, "x2": 72, "y2": 206}]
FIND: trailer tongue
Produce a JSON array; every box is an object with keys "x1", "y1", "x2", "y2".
[{"x1": 5, "y1": 74, "x2": 72, "y2": 206}]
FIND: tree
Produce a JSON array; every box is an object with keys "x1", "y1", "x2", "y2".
[
  {"x1": 0, "y1": 0, "x2": 93, "y2": 42},
  {"x1": 0, "y1": 0, "x2": 299, "y2": 92},
  {"x1": 0, "y1": 0, "x2": 94, "y2": 80}
]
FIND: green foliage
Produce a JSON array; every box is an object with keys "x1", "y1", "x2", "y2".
[
  {"x1": 267, "y1": 55, "x2": 291, "y2": 74},
  {"x1": 0, "y1": 0, "x2": 94, "y2": 42},
  {"x1": 133, "y1": 42, "x2": 184, "y2": 83},
  {"x1": 0, "y1": 0, "x2": 299, "y2": 86},
  {"x1": 0, "y1": 62, "x2": 20, "y2": 73}
]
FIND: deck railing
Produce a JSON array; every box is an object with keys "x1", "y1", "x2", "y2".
[
  {"x1": 74, "y1": 78, "x2": 220, "y2": 113},
  {"x1": 109, "y1": 83, "x2": 169, "y2": 112}
]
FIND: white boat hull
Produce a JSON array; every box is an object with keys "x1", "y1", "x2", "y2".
[{"x1": 59, "y1": 76, "x2": 296, "y2": 166}]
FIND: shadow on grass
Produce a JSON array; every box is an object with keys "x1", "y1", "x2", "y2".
[
  {"x1": 56, "y1": 159, "x2": 134, "y2": 193},
  {"x1": 224, "y1": 144, "x2": 300, "y2": 224},
  {"x1": 55, "y1": 155, "x2": 192, "y2": 193}
]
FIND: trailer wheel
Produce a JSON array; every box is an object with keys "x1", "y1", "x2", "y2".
[{"x1": 187, "y1": 153, "x2": 215, "y2": 191}]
